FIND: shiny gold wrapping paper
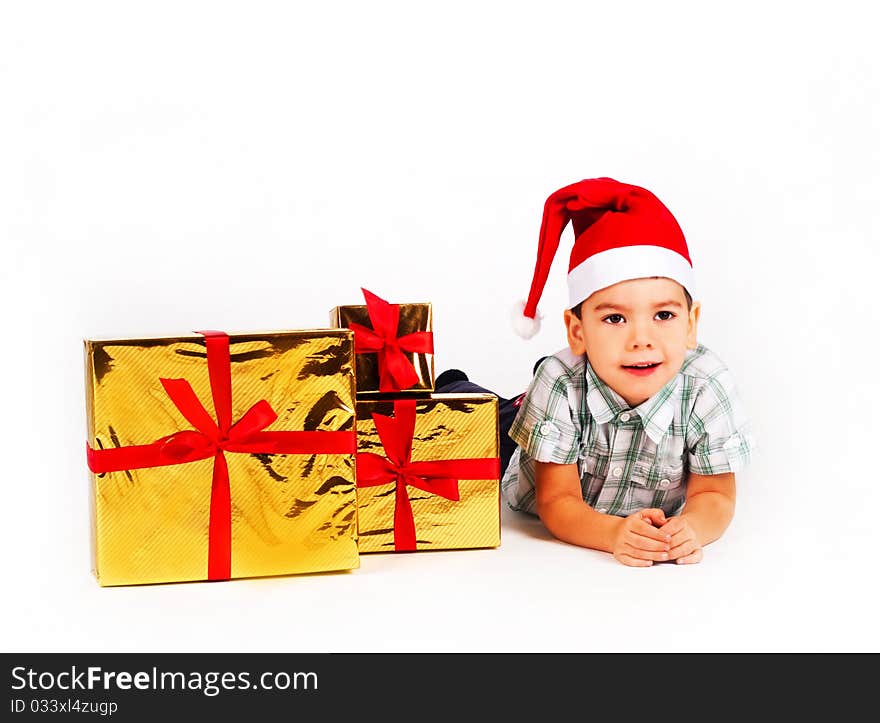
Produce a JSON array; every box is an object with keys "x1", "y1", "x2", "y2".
[
  {"x1": 355, "y1": 394, "x2": 501, "y2": 552},
  {"x1": 330, "y1": 302, "x2": 434, "y2": 394},
  {"x1": 84, "y1": 330, "x2": 360, "y2": 586}
]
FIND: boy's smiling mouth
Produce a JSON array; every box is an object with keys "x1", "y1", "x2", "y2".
[{"x1": 621, "y1": 361, "x2": 662, "y2": 377}]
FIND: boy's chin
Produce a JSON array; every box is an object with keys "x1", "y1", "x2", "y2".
[{"x1": 614, "y1": 369, "x2": 678, "y2": 404}]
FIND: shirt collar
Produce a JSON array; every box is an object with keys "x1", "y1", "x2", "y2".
[
  {"x1": 585, "y1": 361, "x2": 627, "y2": 424},
  {"x1": 585, "y1": 360, "x2": 681, "y2": 445}
]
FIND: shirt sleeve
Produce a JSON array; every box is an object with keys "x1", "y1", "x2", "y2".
[
  {"x1": 686, "y1": 368, "x2": 755, "y2": 475},
  {"x1": 508, "y1": 357, "x2": 581, "y2": 465}
]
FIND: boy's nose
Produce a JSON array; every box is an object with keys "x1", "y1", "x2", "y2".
[{"x1": 626, "y1": 321, "x2": 655, "y2": 350}]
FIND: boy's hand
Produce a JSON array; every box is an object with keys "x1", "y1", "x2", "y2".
[
  {"x1": 611, "y1": 508, "x2": 671, "y2": 567},
  {"x1": 658, "y1": 516, "x2": 702, "y2": 564}
]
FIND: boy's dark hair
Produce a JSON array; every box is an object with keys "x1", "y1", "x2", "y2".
[{"x1": 570, "y1": 283, "x2": 693, "y2": 319}]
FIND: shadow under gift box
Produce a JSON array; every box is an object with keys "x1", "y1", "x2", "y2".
[
  {"x1": 84, "y1": 330, "x2": 360, "y2": 586},
  {"x1": 355, "y1": 394, "x2": 501, "y2": 553},
  {"x1": 329, "y1": 300, "x2": 434, "y2": 394}
]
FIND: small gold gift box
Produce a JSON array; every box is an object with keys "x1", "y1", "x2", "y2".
[
  {"x1": 330, "y1": 288, "x2": 434, "y2": 394},
  {"x1": 355, "y1": 394, "x2": 500, "y2": 552}
]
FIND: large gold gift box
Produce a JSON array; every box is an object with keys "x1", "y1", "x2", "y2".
[
  {"x1": 330, "y1": 289, "x2": 434, "y2": 394},
  {"x1": 355, "y1": 394, "x2": 501, "y2": 552},
  {"x1": 84, "y1": 329, "x2": 360, "y2": 586}
]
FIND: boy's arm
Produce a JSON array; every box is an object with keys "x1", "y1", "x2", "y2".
[
  {"x1": 662, "y1": 472, "x2": 736, "y2": 563},
  {"x1": 680, "y1": 471, "x2": 736, "y2": 544},
  {"x1": 535, "y1": 461, "x2": 670, "y2": 565}
]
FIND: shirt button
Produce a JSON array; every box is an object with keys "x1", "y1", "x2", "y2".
[
  {"x1": 597, "y1": 508, "x2": 608, "y2": 514},
  {"x1": 539, "y1": 422, "x2": 552, "y2": 435},
  {"x1": 619, "y1": 413, "x2": 631, "y2": 422},
  {"x1": 612, "y1": 467, "x2": 623, "y2": 478},
  {"x1": 659, "y1": 479, "x2": 670, "y2": 488}
]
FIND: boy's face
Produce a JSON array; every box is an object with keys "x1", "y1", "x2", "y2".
[{"x1": 564, "y1": 277, "x2": 700, "y2": 408}]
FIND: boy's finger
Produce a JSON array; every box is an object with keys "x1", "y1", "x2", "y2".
[
  {"x1": 675, "y1": 548, "x2": 703, "y2": 565},
  {"x1": 636, "y1": 519, "x2": 672, "y2": 543},
  {"x1": 627, "y1": 530, "x2": 669, "y2": 552},
  {"x1": 658, "y1": 517, "x2": 684, "y2": 535},
  {"x1": 625, "y1": 544, "x2": 669, "y2": 562},
  {"x1": 669, "y1": 539, "x2": 700, "y2": 560},
  {"x1": 640, "y1": 508, "x2": 667, "y2": 526},
  {"x1": 668, "y1": 528, "x2": 694, "y2": 548},
  {"x1": 616, "y1": 554, "x2": 653, "y2": 568}
]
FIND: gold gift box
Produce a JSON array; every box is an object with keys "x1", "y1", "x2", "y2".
[
  {"x1": 330, "y1": 300, "x2": 434, "y2": 394},
  {"x1": 355, "y1": 394, "x2": 500, "y2": 552},
  {"x1": 84, "y1": 329, "x2": 360, "y2": 586}
]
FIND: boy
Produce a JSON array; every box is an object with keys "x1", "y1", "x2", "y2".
[{"x1": 440, "y1": 178, "x2": 753, "y2": 566}]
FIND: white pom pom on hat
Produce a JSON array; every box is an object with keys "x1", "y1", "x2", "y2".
[
  {"x1": 511, "y1": 299, "x2": 541, "y2": 339},
  {"x1": 513, "y1": 177, "x2": 696, "y2": 338}
]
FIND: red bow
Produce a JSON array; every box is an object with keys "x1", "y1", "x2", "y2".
[
  {"x1": 348, "y1": 288, "x2": 434, "y2": 392},
  {"x1": 87, "y1": 331, "x2": 356, "y2": 580},
  {"x1": 356, "y1": 399, "x2": 499, "y2": 551}
]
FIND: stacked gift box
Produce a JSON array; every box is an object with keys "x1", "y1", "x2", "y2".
[{"x1": 331, "y1": 289, "x2": 502, "y2": 554}]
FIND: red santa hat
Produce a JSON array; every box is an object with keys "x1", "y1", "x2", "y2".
[{"x1": 513, "y1": 177, "x2": 696, "y2": 338}]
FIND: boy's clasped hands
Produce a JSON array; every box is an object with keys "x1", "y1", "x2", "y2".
[{"x1": 611, "y1": 508, "x2": 702, "y2": 567}]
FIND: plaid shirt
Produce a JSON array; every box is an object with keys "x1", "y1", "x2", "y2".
[{"x1": 501, "y1": 344, "x2": 754, "y2": 517}]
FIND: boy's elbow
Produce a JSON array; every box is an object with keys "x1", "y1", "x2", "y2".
[
  {"x1": 535, "y1": 490, "x2": 579, "y2": 536},
  {"x1": 534, "y1": 461, "x2": 586, "y2": 540},
  {"x1": 534, "y1": 495, "x2": 556, "y2": 531}
]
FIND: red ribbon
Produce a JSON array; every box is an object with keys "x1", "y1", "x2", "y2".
[
  {"x1": 356, "y1": 399, "x2": 499, "y2": 551},
  {"x1": 87, "y1": 330, "x2": 356, "y2": 581},
  {"x1": 348, "y1": 288, "x2": 434, "y2": 392}
]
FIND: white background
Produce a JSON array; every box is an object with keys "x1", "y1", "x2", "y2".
[{"x1": 2, "y1": 1, "x2": 878, "y2": 652}]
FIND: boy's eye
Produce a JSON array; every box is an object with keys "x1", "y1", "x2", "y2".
[
  {"x1": 603, "y1": 314, "x2": 626, "y2": 325},
  {"x1": 655, "y1": 310, "x2": 676, "y2": 321}
]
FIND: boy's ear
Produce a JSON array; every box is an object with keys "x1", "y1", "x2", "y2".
[
  {"x1": 687, "y1": 301, "x2": 701, "y2": 349},
  {"x1": 564, "y1": 309, "x2": 586, "y2": 355}
]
